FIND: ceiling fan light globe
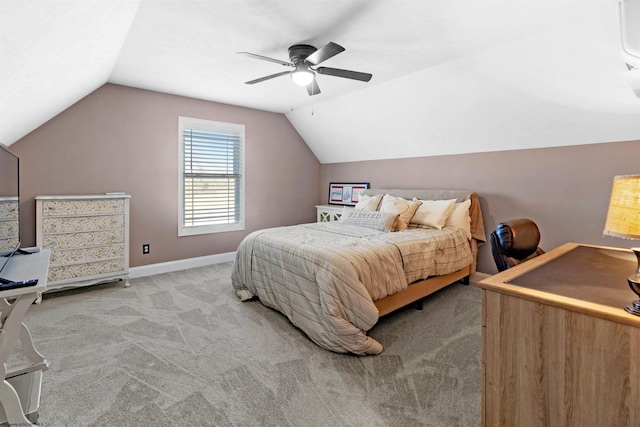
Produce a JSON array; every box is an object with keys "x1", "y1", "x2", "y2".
[{"x1": 291, "y1": 70, "x2": 315, "y2": 86}]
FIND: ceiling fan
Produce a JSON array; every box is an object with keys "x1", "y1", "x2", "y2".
[{"x1": 237, "y1": 42, "x2": 372, "y2": 96}]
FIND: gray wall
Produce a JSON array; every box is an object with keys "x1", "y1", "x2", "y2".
[
  {"x1": 321, "y1": 140, "x2": 640, "y2": 274},
  {"x1": 12, "y1": 84, "x2": 321, "y2": 267}
]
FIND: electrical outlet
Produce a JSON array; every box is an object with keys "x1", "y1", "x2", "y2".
[{"x1": 143, "y1": 244, "x2": 150, "y2": 254}]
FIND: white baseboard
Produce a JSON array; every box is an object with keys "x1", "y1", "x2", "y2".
[{"x1": 129, "y1": 252, "x2": 236, "y2": 279}]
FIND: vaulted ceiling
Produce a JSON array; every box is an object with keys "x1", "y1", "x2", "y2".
[{"x1": 2, "y1": 0, "x2": 640, "y2": 164}]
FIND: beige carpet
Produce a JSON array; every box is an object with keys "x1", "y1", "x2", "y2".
[{"x1": 23, "y1": 262, "x2": 481, "y2": 426}]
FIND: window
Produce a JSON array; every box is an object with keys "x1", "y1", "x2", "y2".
[{"x1": 178, "y1": 116, "x2": 245, "y2": 236}]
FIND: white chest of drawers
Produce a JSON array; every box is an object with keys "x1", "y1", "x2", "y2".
[{"x1": 35, "y1": 194, "x2": 130, "y2": 292}]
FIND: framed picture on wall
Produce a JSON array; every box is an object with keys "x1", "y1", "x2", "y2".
[{"x1": 328, "y1": 182, "x2": 370, "y2": 206}]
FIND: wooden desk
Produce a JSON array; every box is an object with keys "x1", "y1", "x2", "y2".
[{"x1": 477, "y1": 243, "x2": 640, "y2": 427}]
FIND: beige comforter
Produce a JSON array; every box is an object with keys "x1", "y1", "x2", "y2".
[{"x1": 231, "y1": 222, "x2": 473, "y2": 355}]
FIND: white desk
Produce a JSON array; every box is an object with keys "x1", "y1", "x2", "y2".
[{"x1": 0, "y1": 249, "x2": 50, "y2": 425}]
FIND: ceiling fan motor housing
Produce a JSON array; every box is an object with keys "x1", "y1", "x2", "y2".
[{"x1": 288, "y1": 44, "x2": 317, "y2": 65}]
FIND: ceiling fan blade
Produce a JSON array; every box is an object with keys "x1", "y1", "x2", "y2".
[
  {"x1": 237, "y1": 52, "x2": 293, "y2": 67},
  {"x1": 316, "y1": 67, "x2": 372, "y2": 82},
  {"x1": 306, "y1": 79, "x2": 321, "y2": 96},
  {"x1": 304, "y1": 42, "x2": 345, "y2": 65},
  {"x1": 245, "y1": 71, "x2": 291, "y2": 84}
]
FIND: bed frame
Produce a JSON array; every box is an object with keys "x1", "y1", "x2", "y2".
[{"x1": 360, "y1": 189, "x2": 485, "y2": 317}]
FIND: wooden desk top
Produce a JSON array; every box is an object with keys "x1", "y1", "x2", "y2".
[{"x1": 477, "y1": 242, "x2": 640, "y2": 327}]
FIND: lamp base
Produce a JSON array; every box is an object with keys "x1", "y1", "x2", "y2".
[
  {"x1": 625, "y1": 248, "x2": 640, "y2": 316},
  {"x1": 625, "y1": 300, "x2": 640, "y2": 316}
]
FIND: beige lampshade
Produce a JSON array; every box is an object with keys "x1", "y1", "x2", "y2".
[{"x1": 604, "y1": 174, "x2": 640, "y2": 239}]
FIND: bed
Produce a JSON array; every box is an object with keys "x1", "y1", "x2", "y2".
[{"x1": 231, "y1": 189, "x2": 485, "y2": 355}]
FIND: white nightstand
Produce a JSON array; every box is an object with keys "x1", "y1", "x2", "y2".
[{"x1": 316, "y1": 205, "x2": 350, "y2": 222}]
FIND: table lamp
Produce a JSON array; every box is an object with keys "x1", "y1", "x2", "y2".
[{"x1": 603, "y1": 174, "x2": 640, "y2": 316}]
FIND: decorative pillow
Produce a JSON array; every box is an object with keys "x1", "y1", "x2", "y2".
[
  {"x1": 354, "y1": 194, "x2": 382, "y2": 211},
  {"x1": 445, "y1": 199, "x2": 472, "y2": 240},
  {"x1": 410, "y1": 198, "x2": 457, "y2": 230},
  {"x1": 378, "y1": 194, "x2": 422, "y2": 231},
  {"x1": 340, "y1": 208, "x2": 398, "y2": 232}
]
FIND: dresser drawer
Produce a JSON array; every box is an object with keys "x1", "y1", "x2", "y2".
[
  {"x1": 50, "y1": 244, "x2": 125, "y2": 266},
  {"x1": 48, "y1": 259, "x2": 126, "y2": 282},
  {"x1": 41, "y1": 229, "x2": 125, "y2": 249},
  {"x1": 42, "y1": 199, "x2": 125, "y2": 216},
  {"x1": 42, "y1": 214, "x2": 124, "y2": 233},
  {"x1": 0, "y1": 219, "x2": 18, "y2": 239},
  {"x1": 0, "y1": 202, "x2": 18, "y2": 219},
  {"x1": 0, "y1": 200, "x2": 19, "y2": 247}
]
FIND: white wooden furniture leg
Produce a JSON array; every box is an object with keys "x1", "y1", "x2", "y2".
[
  {"x1": 19, "y1": 323, "x2": 46, "y2": 367},
  {"x1": 0, "y1": 296, "x2": 39, "y2": 426},
  {"x1": 0, "y1": 250, "x2": 50, "y2": 425},
  {"x1": 0, "y1": 379, "x2": 31, "y2": 425}
]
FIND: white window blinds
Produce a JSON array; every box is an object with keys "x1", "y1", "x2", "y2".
[{"x1": 178, "y1": 117, "x2": 244, "y2": 236}]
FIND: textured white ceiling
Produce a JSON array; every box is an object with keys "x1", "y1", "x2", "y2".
[
  {"x1": 2, "y1": 0, "x2": 640, "y2": 163},
  {"x1": 0, "y1": 0, "x2": 141, "y2": 145},
  {"x1": 108, "y1": 0, "x2": 581, "y2": 110}
]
